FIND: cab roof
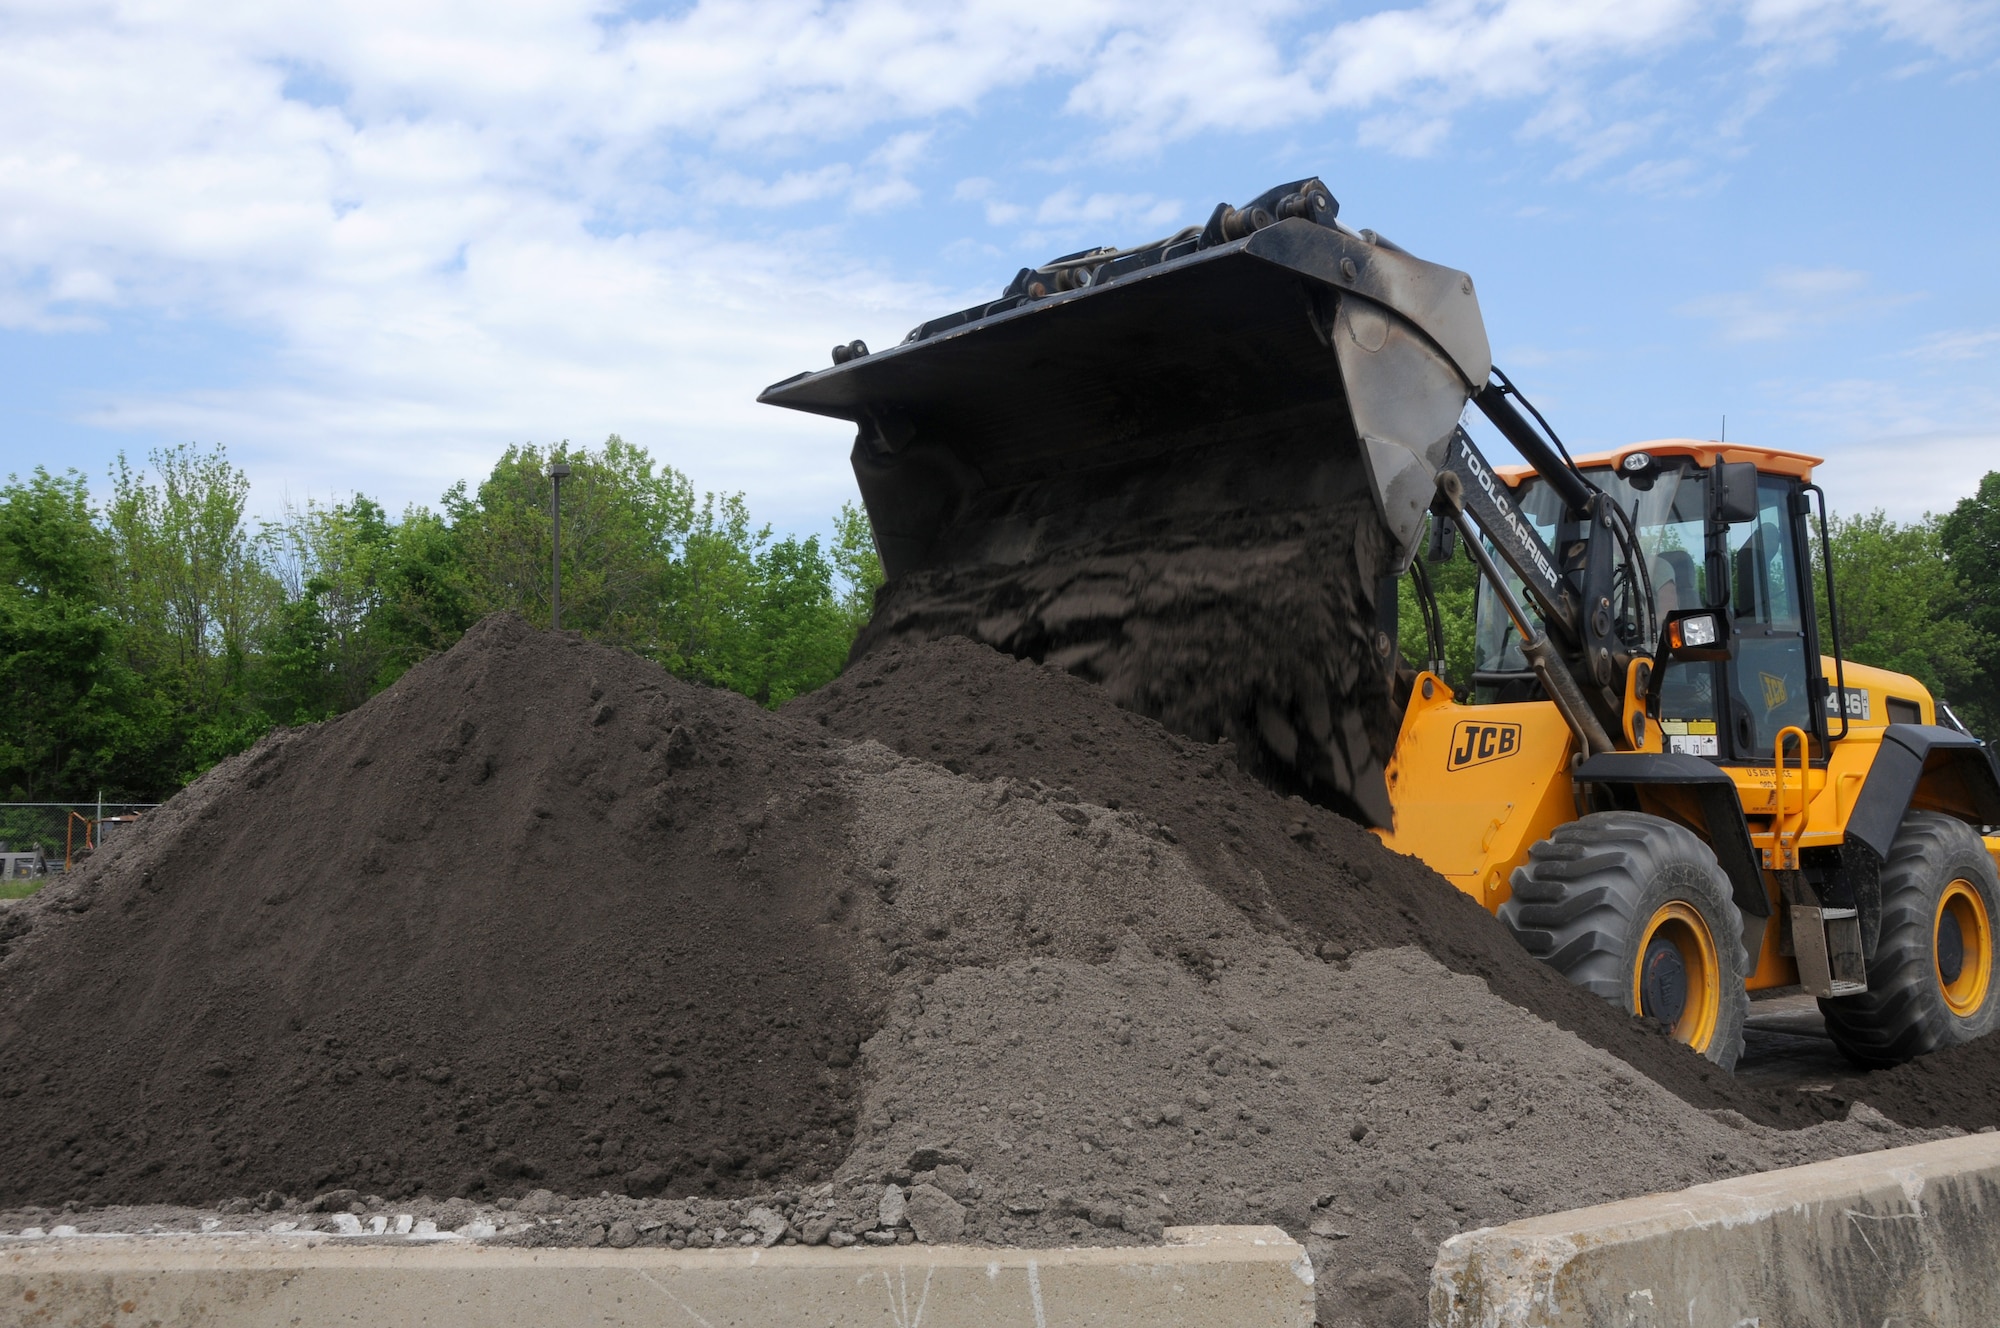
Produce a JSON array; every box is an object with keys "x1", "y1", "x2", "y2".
[{"x1": 1492, "y1": 438, "x2": 1823, "y2": 487}]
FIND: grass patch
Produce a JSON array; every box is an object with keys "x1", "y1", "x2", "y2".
[{"x1": 0, "y1": 879, "x2": 44, "y2": 900}]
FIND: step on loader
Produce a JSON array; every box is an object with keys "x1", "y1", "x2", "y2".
[{"x1": 761, "y1": 177, "x2": 2000, "y2": 1071}]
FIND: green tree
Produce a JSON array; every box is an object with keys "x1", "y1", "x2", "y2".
[
  {"x1": 664, "y1": 499, "x2": 884, "y2": 704},
  {"x1": 0, "y1": 435, "x2": 888, "y2": 802},
  {"x1": 256, "y1": 495, "x2": 399, "y2": 722},
  {"x1": 106, "y1": 445, "x2": 272, "y2": 691},
  {"x1": 0, "y1": 469, "x2": 164, "y2": 799},
  {"x1": 104, "y1": 444, "x2": 277, "y2": 782},
  {"x1": 447, "y1": 436, "x2": 693, "y2": 655},
  {"x1": 659, "y1": 491, "x2": 760, "y2": 683},
  {"x1": 446, "y1": 436, "x2": 882, "y2": 706},
  {"x1": 1938, "y1": 471, "x2": 2000, "y2": 736},
  {"x1": 1814, "y1": 508, "x2": 1990, "y2": 721},
  {"x1": 372, "y1": 505, "x2": 475, "y2": 679},
  {"x1": 831, "y1": 500, "x2": 884, "y2": 636},
  {"x1": 739, "y1": 535, "x2": 849, "y2": 706}
]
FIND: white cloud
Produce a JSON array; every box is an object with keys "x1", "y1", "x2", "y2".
[
  {"x1": 1766, "y1": 267, "x2": 1867, "y2": 297},
  {"x1": 1905, "y1": 328, "x2": 2000, "y2": 361},
  {"x1": 952, "y1": 176, "x2": 1029, "y2": 225},
  {"x1": 1745, "y1": 0, "x2": 1998, "y2": 62},
  {"x1": 1750, "y1": 362, "x2": 2000, "y2": 517},
  {"x1": 1356, "y1": 112, "x2": 1454, "y2": 157},
  {"x1": 697, "y1": 164, "x2": 857, "y2": 208},
  {"x1": 1068, "y1": 0, "x2": 1979, "y2": 169},
  {"x1": 1547, "y1": 116, "x2": 1663, "y2": 181},
  {"x1": 1312, "y1": 0, "x2": 1703, "y2": 107},
  {"x1": 0, "y1": 0, "x2": 1989, "y2": 524},
  {"x1": 1676, "y1": 267, "x2": 1912, "y2": 341},
  {"x1": 1816, "y1": 429, "x2": 2000, "y2": 519},
  {"x1": 1612, "y1": 156, "x2": 1716, "y2": 196},
  {"x1": 1786, "y1": 374, "x2": 1957, "y2": 438},
  {"x1": 1032, "y1": 188, "x2": 1182, "y2": 229},
  {"x1": 81, "y1": 224, "x2": 948, "y2": 523}
]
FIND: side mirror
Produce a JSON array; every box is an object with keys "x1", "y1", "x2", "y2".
[{"x1": 1717, "y1": 461, "x2": 1760, "y2": 524}]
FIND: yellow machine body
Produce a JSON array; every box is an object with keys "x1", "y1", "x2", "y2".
[{"x1": 1375, "y1": 440, "x2": 2000, "y2": 993}]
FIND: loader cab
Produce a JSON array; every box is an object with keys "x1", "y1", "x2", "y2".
[{"x1": 1477, "y1": 441, "x2": 1832, "y2": 766}]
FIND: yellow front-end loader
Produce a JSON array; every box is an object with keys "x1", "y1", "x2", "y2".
[
  {"x1": 1379, "y1": 438, "x2": 2000, "y2": 1070},
  {"x1": 760, "y1": 174, "x2": 2000, "y2": 1073}
]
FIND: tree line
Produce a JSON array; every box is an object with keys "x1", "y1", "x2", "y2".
[
  {"x1": 0, "y1": 438, "x2": 881, "y2": 802},
  {"x1": 5, "y1": 442, "x2": 1994, "y2": 806},
  {"x1": 1398, "y1": 469, "x2": 2000, "y2": 739}
]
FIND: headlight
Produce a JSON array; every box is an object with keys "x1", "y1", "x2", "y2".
[{"x1": 1671, "y1": 613, "x2": 1719, "y2": 649}]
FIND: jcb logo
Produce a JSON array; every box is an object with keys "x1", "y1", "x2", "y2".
[
  {"x1": 1760, "y1": 672, "x2": 1789, "y2": 710},
  {"x1": 1448, "y1": 721, "x2": 1521, "y2": 770}
]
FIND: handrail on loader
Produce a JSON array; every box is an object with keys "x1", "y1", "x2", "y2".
[{"x1": 1773, "y1": 725, "x2": 1809, "y2": 871}]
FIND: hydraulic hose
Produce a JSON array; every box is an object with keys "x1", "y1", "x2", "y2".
[{"x1": 1472, "y1": 383, "x2": 1594, "y2": 516}]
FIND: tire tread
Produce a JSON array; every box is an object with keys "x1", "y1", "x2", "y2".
[
  {"x1": 1820, "y1": 813, "x2": 2000, "y2": 1068},
  {"x1": 1499, "y1": 811, "x2": 1751, "y2": 1070}
]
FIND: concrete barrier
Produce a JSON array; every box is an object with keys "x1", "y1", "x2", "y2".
[
  {"x1": 1429, "y1": 1132, "x2": 2000, "y2": 1328},
  {"x1": 0, "y1": 1223, "x2": 1312, "y2": 1328}
]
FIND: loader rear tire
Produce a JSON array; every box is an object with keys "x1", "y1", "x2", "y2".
[
  {"x1": 1500, "y1": 811, "x2": 1750, "y2": 1071},
  {"x1": 1819, "y1": 812, "x2": 2000, "y2": 1069}
]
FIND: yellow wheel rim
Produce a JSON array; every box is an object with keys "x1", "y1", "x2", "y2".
[
  {"x1": 1633, "y1": 901, "x2": 1722, "y2": 1053},
  {"x1": 1934, "y1": 880, "x2": 1994, "y2": 1018}
]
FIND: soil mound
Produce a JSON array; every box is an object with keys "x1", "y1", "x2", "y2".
[
  {"x1": 0, "y1": 620, "x2": 1978, "y2": 1328},
  {"x1": 791, "y1": 635, "x2": 1825, "y2": 1127},
  {"x1": 1821, "y1": 1031, "x2": 2000, "y2": 1131},
  {"x1": 802, "y1": 741, "x2": 1947, "y2": 1328},
  {"x1": 0, "y1": 614, "x2": 875, "y2": 1206}
]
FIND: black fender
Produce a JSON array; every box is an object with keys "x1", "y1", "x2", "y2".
[
  {"x1": 1571, "y1": 752, "x2": 1768, "y2": 920},
  {"x1": 1848, "y1": 724, "x2": 2000, "y2": 860}
]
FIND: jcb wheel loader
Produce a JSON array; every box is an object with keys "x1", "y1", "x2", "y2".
[
  {"x1": 1384, "y1": 436, "x2": 2000, "y2": 1070},
  {"x1": 760, "y1": 177, "x2": 2000, "y2": 1072}
]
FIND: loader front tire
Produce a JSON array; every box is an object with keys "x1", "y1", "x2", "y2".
[
  {"x1": 1500, "y1": 812, "x2": 1750, "y2": 1071},
  {"x1": 1819, "y1": 812, "x2": 2000, "y2": 1068}
]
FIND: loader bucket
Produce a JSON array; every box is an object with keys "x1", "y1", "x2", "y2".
[{"x1": 760, "y1": 180, "x2": 1493, "y2": 825}]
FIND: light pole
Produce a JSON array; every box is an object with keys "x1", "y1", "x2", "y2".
[{"x1": 550, "y1": 461, "x2": 571, "y2": 632}]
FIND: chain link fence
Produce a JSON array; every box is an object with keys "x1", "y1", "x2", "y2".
[{"x1": 0, "y1": 803, "x2": 161, "y2": 887}]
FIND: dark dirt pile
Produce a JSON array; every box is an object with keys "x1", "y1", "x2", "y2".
[
  {"x1": 0, "y1": 618, "x2": 1981, "y2": 1328},
  {"x1": 792, "y1": 636, "x2": 1838, "y2": 1129},
  {"x1": 1815, "y1": 1031, "x2": 2000, "y2": 1132},
  {"x1": 814, "y1": 741, "x2": 1949, "y2": 1327},
  {"x1": 0, "y1": 614, "x2": 878, "y2": 1206},
  {"x1": 854, "y1": 491, "x2": 1400, "y2": 826},
  {"x1": 1, "y1": 707, "x2": 1956, "y2": 1328}
]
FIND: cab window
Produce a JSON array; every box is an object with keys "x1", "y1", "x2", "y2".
[
  {"x1": 1473, "y1": 462, "x2": 1707, "y2": 700},
  {"x1": 1466, "y1": 463, "x2": 1819, "y2": 765},
  {"x1": 1723, "y1": 474, "x2": 1815, "y2": 759}
]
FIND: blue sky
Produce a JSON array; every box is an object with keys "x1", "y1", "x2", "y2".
[{"x1": 3, "y1": 0, "x2": 1995, "y2": 537}]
